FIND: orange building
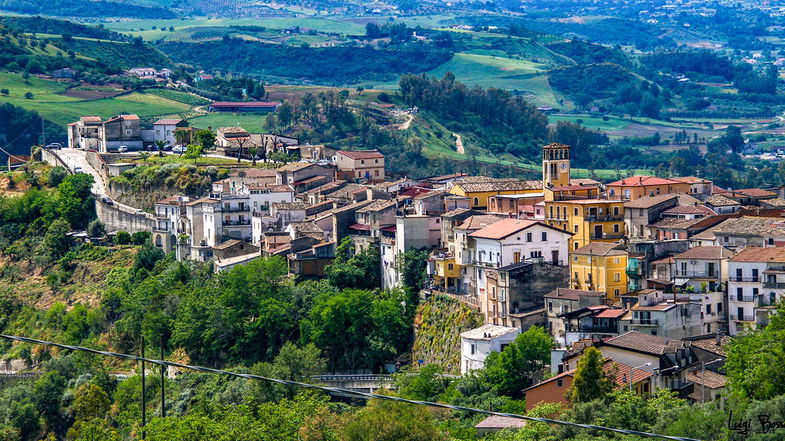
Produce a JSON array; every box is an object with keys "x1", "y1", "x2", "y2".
[
  {"x1": 606, "y1": 176, "x2": 692, "y2": 201},
  {"x1": 522, "y1": 358, "x2": 652, "y2": 411}
]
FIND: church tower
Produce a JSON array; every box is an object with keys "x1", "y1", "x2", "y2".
[{"x1": 542, "y1": 143, "x2": 571, "y2": 188}]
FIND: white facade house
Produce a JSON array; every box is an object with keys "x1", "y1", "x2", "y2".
[
  {"x1": 460, "y1": 324, "x2": 520, "y2": 374},
  {"x1": 727, "y1": 247, "x2": 785, "y2": 336},
  {"x1": 469, "y1": 218, "x2": 571, "y2": 269},
  {"x1": 672, "y1": 246, "x2": 732, "y2": 292},
  {"x1": 153, "y1": 118, "x2": 188, "y2": 147}
]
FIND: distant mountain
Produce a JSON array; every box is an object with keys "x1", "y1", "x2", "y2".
[{"x1": 0, "y1": 0, "x2": 176, "y2": 19}]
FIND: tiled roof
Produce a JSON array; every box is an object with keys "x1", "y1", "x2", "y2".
[
  {"x1": 217, "y1": 126, "x2": 248, "y2": 135},
  {"x1": 729, "y1": 247, "x2": 785, "y2": 263},
  {"x1": 214, "y1": 239, "x2": 246, "y2": 250},
  {"x1": 732, "y1": 188, "x2": 777, "y2": 198},
  {"x1": 356, "y1": 199, "x2": 397, "y2": 213},
  {"x1": 623, "y1": 194, "x2": 679, "y2": 208},
  {"x1": 230, "y1": 168, "x2": 276, "y2": 178},
  {"x1": 454, "y1": 180, "x2": 542, "y2": 193},
  {"x1": 631, "y1": 302, "x2": 677, "y2": 312},
  {"x1": 524, "y1": 358, "x2": 652, "y2": 392},
  {"x1": 572, "y1": 242, "x2": 627, "y2": 256},
  {"x1": 672, "y1": 176, "x2": 710, "y2": 184},
  {"x1": 593, "y1": 308, "x2": 626, "y2": 319},
  {"x1": 413, "y1": 189, "x2": 445, "y2": 200},
  {"x1": 649, "y1": 217, "x2": 707, "y2": 230},
  {"x1": 651, "y1": 256, "x2": 675, "y2": 265},
  {"x1": 544, "y1": 288, "x2": 606, "y2": 300},
  {"x1": 272, "y1": 201, "x2": 308, "y2": 211},
  {"x1": 455, "y1": 215, "x2": 506, "y2": 230},
  {"x1": 607, "y1": 175, "x2": 683, "y2": 187},
  {"x1": 154, "y1": 118, "x2": 184, "y2": 125},
  {"x1": 288, "y1": 222, "x2": 323, "y2": 233},
  {"x1": 277, "y1": 162, "x2": 318, "y2": 172},
  {"x1": 603, "y1": 331, "x2": 685, "y2": 355},
  {"x1": 761, "y1": 197, "x2": 785, "y2": 207},
  {"x1": 714, "y1": 217, "x2": 785, "y2": 237},
  {"x1": 705, "y1": 194, "x2": 740, "y2": 207},
  {"x1": 338, "y1": 149, "x2": 384, "y2": 160},
  {"x1": 686, "y1": 334, "x2": 731, "y2": 356},
  {"x1": 442, "y1": 208, "x2": 474, "y2": 218},
  {"x1": 469, "y1": 218, "x2": 540, "y2": 240},
  {"x1": 685, "y1": 370, "x2": 727, "y2": 389},
  {"x1": 662, "y1": 205, "x2": 716, "y2": 216},
  {"x1": 475, "y1": 416, "x2": 526, "y2": 430},
  {"x1": 673, "y1": 246, "x2": 733, "y2": 260}
]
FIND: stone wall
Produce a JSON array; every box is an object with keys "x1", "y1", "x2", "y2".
[{"x1": 509, "y1": 263, "x2": 570, "y2": 314}]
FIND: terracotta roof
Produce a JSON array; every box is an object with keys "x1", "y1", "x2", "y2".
[
  {"x1": 714, "y1": 217, "x2": 785, "y2": 237},
  {"x1": 623, "y1": 194, "x2": 678, "y2": 209},
  {"x1": 214, "y1": 239, "x2": 249, "y2": 250},
  {"x1": 662, "y1": 205, "x2": 716, "y2": 216},
  {"x1": 413, "y1": 189, "x2": 445, "y2": 200},
  {"x1": 705, "y1": 194, "x2": 740, "y2": 206},
  {"x1": 442, "y1": 208, "x2": 474, "y2": 218},
  {"x1": 602, "y1": 331, "x2": 686, "y2": 356},
  {"x1": 673, "y1": 246, "x2": 733, "y2": 260},
  {"x1": 729, "y1": 247, "x2": 785, "y2": 263},
  {"x1": 631, "y1": 302, "x2": 677, "y2": 312},
  {"x1": 287, "y1": 222, "x2": 323, "y2": 233},
  {"x1": 686, "y1": 334, "x2": 730, "y2": 356},
  {"x1": 277, "y1": 162, "x2": 319, "y2": 172},
  {"x1": 761, "y1": 197, "x2": 785, "y2": 207},
  {"x1": 80, "y1": 116, "x2": 102, "y2": 123},
  {"x1": 652, "y1": 256, "x2": 675, "y2": 265},
  {"x1": 337, "y1": 149, "x2": 384, "y2": 160},
  {"x1": 732, "y1": 188, "x2": 777, "y2": 198},
  {"x1": 456, "y1": 215, "x2": 507, "y2": 231},
  {"x1": 649, "y1": 217, "x2": 707, "y2": 230},
  {"x1": 217, "y1": 126, "x2": 248, "y2": 135},
  {"x1": 593, "y1": 308, "x2": 627, "y2": 319},
  {"x1": 461, "y1": 324, "x2": 519, "y2": 340},
  {"x1": 672, "y1": 176, "x2": 710, "y2": 184},
  {"x1": 685, "y1": 370, "x2": 726, "y2": 389},
  {"x1": 272, "y1": 201, "x2": 307, "y2": 211},
  {"x1": 469, "y1": 219, "x2": 543, "y2": 240},
  {"x1": 607, "y1": 175, "x2": 683, "y2": 187},
  {"x1": 544, "y1": 288, "x2": 606, "y2": 300},
  {"x1": 154, "y1": 118, "x2": 184, "y2": 125},
  {"x1": 475, "y1": 416, "x2": 526, "y2": 430},
  {"x1": 524, "y1": 358, "x2": 652, "y2": 392},
  {"x1": 572, "y1": 242, "x2": 627, "y2": 256},
  {"x1": 356, "y1": 199, "x2": 397, "y2": 213},
  {"x1": 230, "y1": 168, "x2": 276, "y2": 178},
  {"x1": 454, "y1": 180, "x2": 542, "y2": 193}
]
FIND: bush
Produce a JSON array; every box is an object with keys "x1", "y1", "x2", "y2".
[
  {"x1": 130, "y1": 231, "x2": 150, "y2": 245},
  {"x1": 47, "y1": 166, "x2": 67, "y2": 187},
  {"x1": 86, "y1": 220, "x2": 106, "y2": 238},
  {"x1": 113, "y1": 231, "x2": 131, "y2": 245}
]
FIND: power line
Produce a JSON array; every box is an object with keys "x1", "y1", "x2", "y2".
[{"x1": 0, "y1": 334, "x2": 702, "y2": 441}]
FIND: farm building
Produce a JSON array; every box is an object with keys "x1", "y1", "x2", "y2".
[{"x1": 208, "y1": 102, "x2": 281, "y2": 113}]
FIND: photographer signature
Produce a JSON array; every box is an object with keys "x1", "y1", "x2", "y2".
[{"x1": 728, "y1": 411, "x2": 785, "y2": 436}]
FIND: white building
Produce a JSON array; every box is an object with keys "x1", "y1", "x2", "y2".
[
  {"x1": 469, "y1": 218, "x2": 570, "y2": 268},
  {"x1": 727, "y1": 247, "x2": 785, "y2": 335},
  {"x1": 460, "y1": 324, "x2": 520, "y2": 374},
  {"x1": 672, "y1": 246, "x2": 732, "y2": 292},
  {"x1": 152, "y1": 118, "x2": 189, "y2": 147}
]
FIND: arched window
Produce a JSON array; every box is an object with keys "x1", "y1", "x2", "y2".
[
  {"x1": 155, "y1": 235, "x2": 162, "y2": 247},
  {"x1": 473, "y1": 197, "x2": 479, "y2": 206}
]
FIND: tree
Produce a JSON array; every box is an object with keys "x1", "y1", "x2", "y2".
[
  {"x1": 248, "y1": 147, "x2": 258, "y2": 166},
  {"x1": 395, "y1": 248, "x2": 429, "y2": 292},
  {"x1": 139, "y1": 152, "x2": 150, "y2": 163},
  {"x1": 174, "y1": 129, "x2": 190, "y2": 146},
  {"x1": 264, "y1": 113, "x2": 278, "y2": 132},
  {"x1": 0, "y1": 89, "x2": 8, "y2": 96},
  {"x1": 57, "y1": 173, "x2": 95, "y2": 229},
  {"x1": 113, "y1": 231, "x2": 131, "y2": 245},
  {"x1": 277, "y1": 102, "x2": 293, "y2": 127},
  {"x1": 724, "y1": 125, "x2": 744, "y2": 152},
  {"x1": 566, "y1": 347, "x2": 613, "y2": 403},
  {"x1": 343, "y1": 400, "x2": 446, "y2": 441},
  {"x1": 250, "y1": 342, "x2": 325, "y2": 403},
  {"x1": 32, "y1": 370, "x2": 66, "y2": 428},
  {"x1": 194, "y1": 129, "x2": 216, "y2": 151},
  {"x1": 66, "y1": 419, "x2": 121, "y2": 441},
  {"x1": 183, "y1": 144, "x2": 203, "y2": 161},
  {"x1": 396, "y1": 364, "x2": 452, "y2": 402},
  {"x1": 43, "y1": 218, "x2": 73, "y2": 259},
  {"x1": 71, "y1": 384, "x2": 111, "y2": 421},
  {"x1": 22, "y1": 72, "x2": 30, "y2": 84},
  {"x1": 24, "y1": 92, "x2": 33, "y2": 99},
  {"x1": 154, "y1": 139, "x2": 167, "y2": 157},
  {"x1": 86, "y1": 219, "x2": 106, "y2": 238},
  {"x1": 481, "y1": 326, "x2": 552, "y2": 397},
  {"x1": 47, "y1": 166, "x2": 67, "y2": 187}
]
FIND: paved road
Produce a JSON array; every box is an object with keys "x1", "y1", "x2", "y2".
[{"x1": 57, "y1": 148, "x2": 107, "y2": 195}]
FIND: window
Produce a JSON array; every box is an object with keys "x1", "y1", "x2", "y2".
[
  {"x1": 541, "y1": 231, "x2": 547, "y2": 241},
  {"x1": 526, "y1": 232, "x2": 533, "y2": 242},
  {"x1": 470, "y1": 344, "x2": 475, "y2": 355},
  {"x1": 614, "y1": 289, "x2": 620, "y2": 296},
  {"x1": 574, "y1": 208, "x2": 578, "y2": 216},
  {"x1": 548, "y1": 302, "x2": 553, "y2": 312},
  {"x1": 613, "y1": 224, "x2": 620, "y2": 233},
  {"x1": 736, "y1": 287, "x2": 744, "y2": 301},
  {"x1": 706, "y1": 304, "x2": 712, "y2": 314},
  {"x1": 613, "y1": 206, "x2": 619, "y2": 216},
  {"x1": 574, "y1": 225, "x2": 578, "y2": 233},
  {"x1": 448, "y1": 264, "x2": 454, "y2": 271},
  {"x1": 639, "y1": 209, "x2": 643, "y2": 216},
  {"x1": 557, "y1": 379, "x2": 563, "y2": 387},
  {"x1": 375, "y1": 159, "x2": 379, "y2": 164},
  {"x1": 614, "y1": 272, "x2": 621, "y2": 282},
  {"x1": 717, "y1": 302, "x2": 723, "y2": 313},
  {"x1": 361, "y1": 160, "x2": 365, "y2": 165},
  {"x1": 473, "y1": 197, "x2": 479, "y2": 206}
]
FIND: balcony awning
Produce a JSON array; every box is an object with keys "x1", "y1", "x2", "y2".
[{"x1": 349, "y1": 223, "x2": 371, "y2": 231}]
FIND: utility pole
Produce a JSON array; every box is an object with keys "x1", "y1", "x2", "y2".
[
  {"x1": 141, "y1": 336, "x2": 146, "y2": 440},
  {"x1": 160, "y1": 335, "x2": 166, "y2": 418}
]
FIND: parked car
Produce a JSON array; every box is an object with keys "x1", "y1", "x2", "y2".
[
  {"x1": 172, "y1": 145, "x2": 186, "y2": 154},
  {"x1": 118, "y1": 146, "x2": 128, "y2": 153},
  {"x1": 101, "y1": 196, "x2": 114, "y2": 205},
  {"x1": 74, "y1": 166, "x2": 83, "y2": 173},
  {"x1": 45, "y1": 143, "x2": 62, "y2": 149}
]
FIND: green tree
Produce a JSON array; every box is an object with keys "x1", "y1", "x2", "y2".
[
  {"x1": 250, "y1": 342, "x2": 326, "y2": 403},
  {"x1": 57, "y1": 173, "x2": 95, "y2": 229},
  {"x1": 71, "y1": 384, "x2": 111, "y2": 421},
  {"x1": 113, "y1": 231, "x2": 131, "y2": 245},
  {"x1": 46, "y1": 166, "x2": 67, "y2": 187},
  {"x1": 66, "y1": 419, "x2": 121, "y2": 441},
  {"x1": 23, "y1": 92, "x2": 33, "y2": 99},
  {"x1": 565, "y1": 347, "x2": 613, "y2": 403},
  {"x1": 395, "y1": 364, "x2": 452, "y2": 402},
  {"x1": 43, "y1": 218, "x2": 73, "y2": 259},
  {"x1": 343, "y1": 400, "x2": 446, "y2": 441},
  {"x1": 194, "y1": 130, "x2": 216, "y2": 151},
  {"x1": 33, "y1": 370, "x2": 66, "y2": 428},
  {"x1": 174, "y1": 129, "x2": 191, "y2": 146},
  {"x1": 277, "y1": 101, "x2": 293, "y2": 127},
  {"x1": 154, "y1": 139, "x2": 167, "y2": 157},
  {"x1": 325, "y1": 238, "x2": 380, "y2": 290},
  {"x1": 395, "y1": 248, "x2": 429, "y2": 292},
  {"x1": 481, "y1": 326, "x2": 552, "y2": 398},
  {"x1": 183, "y1": 144, "x2": 203, "y2": 161},
  {"x1": 86, "y1": 219, "x2": 106, "y2": 238}
]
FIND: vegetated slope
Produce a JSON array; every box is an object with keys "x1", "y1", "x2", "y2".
[
  {"x1": 159, "y1": 39, "x2": 452, "y2": 85},
  {"x1": 412, "y1": 296, "x2": 483, "y2": 375},
  {"x1": 548, "y1": 63, "x2": 640, "y2": 100},
  {"x1": 0, "y1": 0, "x2": 176, "y2": 18},
  {"x1": 546, "y1": 39, "x2": 634, "y2": 67},
  {"x1": 0, "y1": 16, "x2": 128, "y2": 41},
  {"x1": 55, "y1": 39, "x2": 172, "y2": 70}
]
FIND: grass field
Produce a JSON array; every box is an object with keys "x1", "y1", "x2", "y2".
[
  {"x1": 102, "y1": 17, "x2": 366, "y2": 40},
  {"x1": 0, "y1": 73, "x2": 193, "y2": 125},
  {"x1": 549, "y1": 114, "x2": 723, "y2": 140},
  {"x1": 187, "y1": 113, "x2": 268, "y2": 132}
]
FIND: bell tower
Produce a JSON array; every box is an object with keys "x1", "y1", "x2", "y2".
[{"x1": 542, "y1": 143, "x2": 571, "y2": 188}]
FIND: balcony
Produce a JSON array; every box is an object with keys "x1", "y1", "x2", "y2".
[
  {"x1": 586, "y1": 215, "x2": 624, "y2": 222},
  {"x1": 593, "y1": 232, "x2": 625, "y2": 240},
  {"x1": 631, "y1": 319, "x2": 660, "y2": 326},
  {"x1": 730, "y1": 314, "x2": 754, "y2": 322},
  {"x1": 729, "y1": 276, "x2": 760, "y2": 282},
  {"x1": 223, "y1": 219, "x2": 251, "y2": 226},
  {"x1": 223, "y1": 206, "x2": 250, "y2": 213},
  {"x1": 673, "y1": 270, "x2": 718, "y2": 279},
  {"x1": 576, "y1": 325, "x2": 618, "y2": 333},
  {"x1": 763, "y1": 281, "x2": 785, "y2": 289},
  {"x1": 730, "y1": 295, "x2": 754, "y2": 303}
]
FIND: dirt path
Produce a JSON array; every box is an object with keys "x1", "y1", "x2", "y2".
[
  {"x1": 454, "y1": 133, "x2": 465, "y2": 154},
  {"x1": 398, "y1": 113, "x2": 414, "y2": 130}
]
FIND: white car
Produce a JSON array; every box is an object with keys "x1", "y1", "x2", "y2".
[
  {"x1": 74, "y1": 166, "x2": 83, "y2": 173},
  {"x1": 118, "y1": 146, "x2": 128, "y2": 153},
  {"x1": 172, "y1": 145, "x2": 186, "y2": 154}
]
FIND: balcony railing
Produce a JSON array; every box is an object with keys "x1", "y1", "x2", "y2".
[
  {"x1": 731, "y1": 295, "x2": 754, "y2": 303},
  {"x1": 673, "y1": 270, "x2": 718, "y2": 278},
  {"x1": 223, "y1": 220, "x2": 251, "y2": 226},
  {"x1": 729, "y1": 276, "x2": 760, "y2": 282},
  {"x1": 222, "y1": 206, "x2": 250, "y2": 213},
  {"x1": 593, "y1": 232, "x2": 625, "y2": 240},
  {"x1": 762, "y1": 281, "x2": 785, "y2": 289},
  {"x1": 730, "y1": 314, "x2": 754, "y2": 321},
  {"x1": 575, "y1": 325, "x2": 618, "y2": 333},
  {"x1": 586, "y1": 215, "x2": 624, "y2": 222},
  {"x1": 631, "y1": 319, "x2": 660, "y2": 326}
]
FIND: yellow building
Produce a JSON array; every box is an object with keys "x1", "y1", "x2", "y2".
[
  {"x1": 449, "y1": 179, "x2": 542, "y2": 209},
  {"x1": 606, "y1": 176, "x2": 692, "y2": 201},
  {"x1": 570, "y1": 242, "x2": 629, "y2": 301},
  {"x1": 429, "y1": 252, "x2": 462, "y2": 291},
  {"x1": 544, "y1": 199, "x2": 626, "y2": 249}
]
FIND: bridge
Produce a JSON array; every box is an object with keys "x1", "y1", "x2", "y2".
[{"x1": 313, "y1": 374, "x2": 396, "y2": 393}]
